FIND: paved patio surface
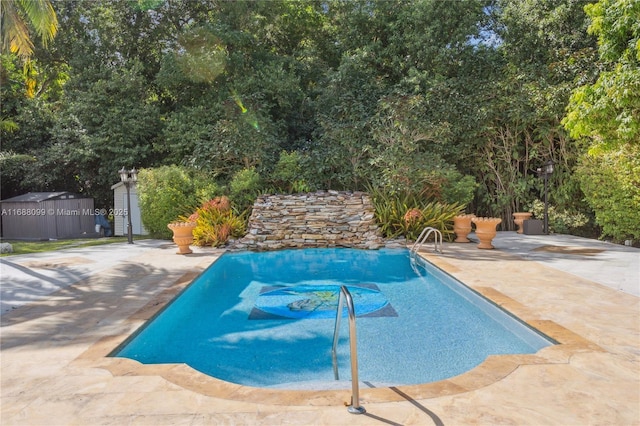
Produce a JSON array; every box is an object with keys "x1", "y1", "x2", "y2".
[{"x1": 1, "y1": 232, "x2": 638, "y2": 425}]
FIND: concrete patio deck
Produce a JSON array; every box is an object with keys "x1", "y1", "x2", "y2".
[{"x1": 1, "y1": 232, "x2": 638, "y2": 425}]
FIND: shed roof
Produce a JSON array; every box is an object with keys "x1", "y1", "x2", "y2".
[
  {"x1": 110, "y1": 181, "x2": 138, "y2": 190},
  {"x1": 1, "y1": 192, "x2": 81, "y2": 203}
]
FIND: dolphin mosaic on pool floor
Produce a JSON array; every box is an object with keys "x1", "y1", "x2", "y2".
[{"x1": 249, "y1": 283, "x2": 397, "y2": 320}]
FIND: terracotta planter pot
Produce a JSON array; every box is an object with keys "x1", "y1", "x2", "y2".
[
  {"x1": 167, "y1": 222, "x2": 197, "y2": 254},
  {"x1": 453, "y1": 214, "x2": 476, "y2": 243},
  {"x1": 471, "y1": 217, "x2": 502, "y2": 249},
  {"x1": 513, "y1": 212, "x2": 533, "y2": 234}
]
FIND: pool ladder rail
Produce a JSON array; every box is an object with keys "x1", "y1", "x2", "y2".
[
  {"x1": 410, "y1": 226, "x2": 443, "y2": 257},
  {"x1": 409, "y1": 227, "x2": 443, "y2": 275},
  {"x1": 331, "y1": 286, "x2": 366, "y2": 415}
]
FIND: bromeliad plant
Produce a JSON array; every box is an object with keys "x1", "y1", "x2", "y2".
[
  {"x1": 369, "y1": 188, "x2": 464, "y2": 241},
  {"x1": 185, "y1": 196, "x2": 246, "y2": 247}
]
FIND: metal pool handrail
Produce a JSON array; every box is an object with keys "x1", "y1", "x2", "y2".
[
  {"x1": 331, "y1": 286, "x2": 366, "y2": 415},
  {"x1": 410, "y1": 226, "x2": 443, "y2": 255}
]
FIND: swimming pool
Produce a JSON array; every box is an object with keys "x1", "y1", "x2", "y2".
[{"x1": 114, "y1": 248, "x2": 554, "y2": 389}]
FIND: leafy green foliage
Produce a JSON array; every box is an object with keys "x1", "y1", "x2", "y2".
[
  {"x1": 529, "y1": 200, "x2": 591, "y2": 236},
  {"x1": 137, "y1": 165, "x2": 220, "y2": 238},
  {"x1": 369, "y1": 187, "x2": 464, "y2": 240},
  {"x1": 1, "y1": 0, "x2": 58, "y2": 61},
  {"x1": 440, "y1": 171, "x2": 478, "y2": 207},
  {"x1": 3, "y1": 0, "x2": 636, "y2": 242},
  {"x1": 574, "y1": 143, "x2": 640, "y2": 241},
  {"x1": 0, "y1": 151, "x2": 36, "y2": 199},
  {"x1": 585, "y1": 0, "x2": 640, "y2": 63},
  {"x1": 563, "y1": 0, "x2": 639, "y2": 151},
  {"x1": 360, "y1": 94, "x2": 478, "y2": 209},
  {"x1": 368, "y1": 95, "x2": 452, "y2": 197},
  {"x1": 229, "y1": 167, "x2": 263, "y2": 212},
  {"x1": 311, "y1": 53, "x2": 383, "y2": 189},
  {"x1": 564, "y1": 64, "x2": 640, "y2": 151},
  {"x1": 561, "y1": 0, "x2": 640, "y2": 240},
  {"x1": 478, "y1": 0, "x2": 599, "y2": 230},
  {"x1": 268, "y1": 150, "x2": 310, "y2": 193}
]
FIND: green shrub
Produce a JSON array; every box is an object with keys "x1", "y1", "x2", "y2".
[
  {"x1": 576, "y1": 144, "x2": 640, "y2": 242},
  {"x1": 137, "y1": 165, "x2": 221, "y2": 239},
  {"x1": 530, "y1": 200, "x2": 590, "y2": 235},
  {"x1": 229, "y1": 167, "x2": 263, "y2": 211},
  {"x1": 440, "y1": 171, "x2": 478, "y2": 206},
  {"x1": 369, "y1": 187, "x2": 464, "y2": 240},
  {"x1": 269, "y1": 150, "x2": 310, "y2": 194}
]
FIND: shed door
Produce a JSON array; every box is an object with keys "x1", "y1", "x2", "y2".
[{"x1": 122, "y1": 194, "x2": 143, "y2": 235}]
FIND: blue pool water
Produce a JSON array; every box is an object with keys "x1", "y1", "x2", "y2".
[{"x1": 114, "y1": 248, "x2": 554, "y2": 389}]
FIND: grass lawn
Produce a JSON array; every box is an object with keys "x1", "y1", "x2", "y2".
[{"x1": 0, "y1": 237, "x2": 131, "y2": 257}]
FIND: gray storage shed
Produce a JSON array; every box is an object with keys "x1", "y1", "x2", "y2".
[{"x1": 0, "y1": 192, "x2": 97, "y2": 240}]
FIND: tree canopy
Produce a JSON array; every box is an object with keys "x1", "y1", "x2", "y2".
[
  {"x1": 563, "y1": 0, "x2": 640, "y2": 241},
  {"x1": 1, "y1": 0, "x2": 638, "y2": 241},
  {"x1": 1, "y1": 0, "x2": 58, "y2": 60}
]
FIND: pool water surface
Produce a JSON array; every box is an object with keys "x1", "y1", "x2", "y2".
[{"x1": 114, "y1": 248, "x2": 554, "y2": 389}]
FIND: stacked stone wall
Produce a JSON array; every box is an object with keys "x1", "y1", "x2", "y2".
[{"x1": 234, "y1": 190, "x2": 385, "y2": 251}]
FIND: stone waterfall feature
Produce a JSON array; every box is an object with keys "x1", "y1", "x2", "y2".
[{"x1": 234, "y1": 191, "x2": 385, "y2": 251}]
